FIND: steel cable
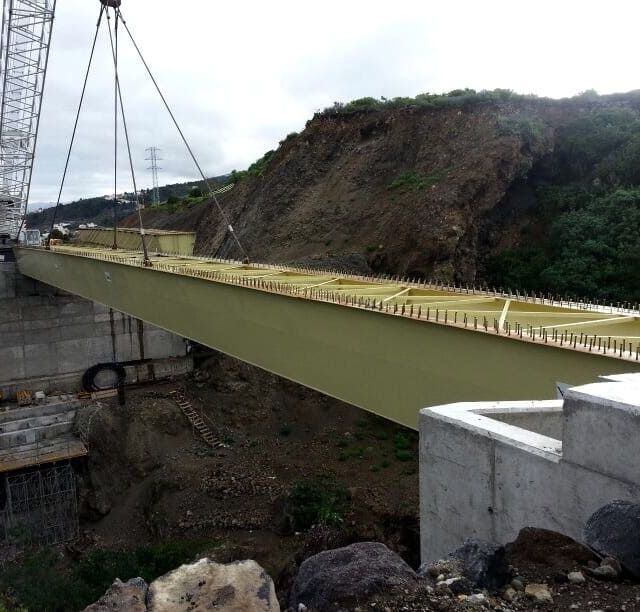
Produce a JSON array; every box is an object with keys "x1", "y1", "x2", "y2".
[
  {"x1": 105, "y1": 9, "x2": 151, "y2": 264},
  {"x1": 117, "y1": 8, "x2": 250, "y2": 263},
  {"x1": 48, "y1": 5, "x2": 105, "y2": 245}
]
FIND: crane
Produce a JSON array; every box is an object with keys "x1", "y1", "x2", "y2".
[
  {"x1": 0, "y1": 0, "x2": 55, "y2": 246},
  {"x1": 0, "y1": 0, "x2": 248, "y2": 261}
]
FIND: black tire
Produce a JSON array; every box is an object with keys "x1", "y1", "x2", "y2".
[{"x1": 82, "y1": 363, "x2": 126, "y2": 391}]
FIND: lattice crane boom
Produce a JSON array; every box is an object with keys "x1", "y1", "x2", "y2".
[{"x1": 0, "y1": 0, "x2": 55, "y2": 240}]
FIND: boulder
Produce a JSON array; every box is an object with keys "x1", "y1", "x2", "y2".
[
  {"x1": 449, "y1": 539, "x2": 511, "y2": 590},
  {"x1": 289, "y1": 542, "x2": 416, "y2": 611},
  {"x1": 506, "y1": 527, "x2": 596, "y2": 570},
  {"x1": 584, "y1": 500, "x2": 640, "y2": 577},
  {"x1": 524, "y1": 582, "x2": 553, "y2": 604},
  {"x1": 147, "y1": 558, "x2": 279, "y2": 612},
  {"x1": 83, "y1": 577, "x2": 148, "y2": 612}
]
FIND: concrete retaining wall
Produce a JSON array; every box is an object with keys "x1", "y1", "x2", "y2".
[
  {"x1": 0, "y1": 262, "x2": 192, "y2": 398},
  {"x1": 419, "y1": 373, "x2": 640, "y2": 561}
]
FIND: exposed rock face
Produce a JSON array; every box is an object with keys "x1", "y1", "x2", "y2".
[
  {"x1": 449, "y1": 538, "x2": 511, "y2": 590},
  {"x1": 289, "y1": 541, "x2": 416, "y2": 611},
  {"x1": 147, "y1": 558, "x2": 279, "y2": 611},
  {"x1": 196, "y1": 104, "x2": 554, "y2": 282},
  {"x1": 83, "y1": 577, "x2": 148, "y2": 612},
  {"x1": 585, "y1": 500, "x2": 640, "y2": 577}
]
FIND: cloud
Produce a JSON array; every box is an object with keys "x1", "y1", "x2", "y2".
[{"x1": 27, "y1": 0, "x2": 640, "y2": 207}]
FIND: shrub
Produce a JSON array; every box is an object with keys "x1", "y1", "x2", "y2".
[
  {"x1": 0, "y1": 540, "x2": 211, "y2": 611},
  {"x1": 279, "y1": 423, "x2": 292, "y2": 437},
  {"x1": 286, "y1": 475, "x2": 349, "y2": 530},
  {"x1": 496, "y1": 115, "x2": 547, "y2": 148},
  {"x1": 393, "y1": 432, "x2": 411, "y2": 451},
  {"x1": 319, "y1": 89, "x2": 539, "y2": 117},
  {"x1": 189, "y1": 186, "x2": 203, "y2": 198},
  {"x1": 395, "y1": 449, "x2": 413, "y2": 462}
]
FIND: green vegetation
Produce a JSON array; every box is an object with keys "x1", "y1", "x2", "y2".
[
  {"x1": 393, "y1": 432, "x2": 412, "y2": 451},
  {"x1": 338, "y1": 446, "x2": 365, "y2": 461},
  {"x1": 279, "y1": 423, "x2": 292, "y2": 437},
  {"x1": 489, "y1": 188, "x2": 640, "y2": 302},
  {"x1": 321, "y1": 89, "x2": 535, "y2": 116},
  {"x1": 388, "y1": 171, "x2": 444, "y2": 192},
  {"x1": 279, "y1": 131, "x2": 298, "y2": 145},
  {"x1": 286, "y1": 475, "x2": 349, "y2": 530},
  {"x1": 227, "y1": 149, "x2": 276, "y2": 184},
  {"x1": 392, "y1": 432, "x2": 416, "y2": 462},
  {"x1": 0, "y1": 540, "x2": 213, "y2": 612},
  {"x1": 486, "y1": 108, "x2": 640, "y2": 303},
  {"x1": 496, "y1": 115, "x2": 547, "y2": 147},
  {"x1": 395, "y1": 449, "x2": 414, "y2": 462}
]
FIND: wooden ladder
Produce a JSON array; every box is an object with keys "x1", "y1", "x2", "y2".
[{"x1": 169, "y1": 390, "x2": 226, "y2": 448}]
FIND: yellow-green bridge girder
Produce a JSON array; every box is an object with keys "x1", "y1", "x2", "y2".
[{"x1": 14, "y1": 245, "x2": 640, "y2": 429}]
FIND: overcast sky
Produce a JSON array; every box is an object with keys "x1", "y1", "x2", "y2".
[{"x1": 29, "y1": 0, "x2": 640, "y2": 207}]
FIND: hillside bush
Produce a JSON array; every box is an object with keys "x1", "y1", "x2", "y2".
[
  {"x1": 0, "y1": 540, "x2": 212, "y2": 612},
  {"x1": 486, "y1": 188, "x2": 640, "y2": 302},
  {"x1": 286, "y1": 475, "x2": 349, "y2": 530}
]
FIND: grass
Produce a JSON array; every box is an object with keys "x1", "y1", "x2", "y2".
[
  {"x1": 0, "y1": 540, "x2": 216, "y2": 612},
  {"x1": 393, "y1": 432, "x2": 412, "y2": 451},
  {"x1": 395, "y1": 449, "x2": 414, "y2": 462},
  {"x1": 388, "y1": 171, "x2": 445, "y2": 191},
  {"x1": 286, "y1": 475, "x2": 349, "y2": 531}
]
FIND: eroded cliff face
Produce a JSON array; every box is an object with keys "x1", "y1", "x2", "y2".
[
  {"x1": 196, "y1": 103, "x2": 554, "y2": 282},
  {"x1": 132, "y1": 93, "x2": 640, "y2": 289}
]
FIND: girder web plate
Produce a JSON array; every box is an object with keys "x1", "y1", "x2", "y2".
[{"x1": 14, "y1": 245, "x2": 640, "y2": 429}]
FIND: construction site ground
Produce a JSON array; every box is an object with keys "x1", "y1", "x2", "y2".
[
  {"x1": 3, "y1": 353, "x2": 640, "y2": 610},
  {"x1": 79, "y1": 353, "x2": 421, "y2": 576}
]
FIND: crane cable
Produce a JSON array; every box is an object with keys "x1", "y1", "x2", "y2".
[
  {"x1": 105, "y1": 9, "x2": 151, "y2": 264},
  {"x1": 110, "y1": 7, "x2": 118, "y2": 250},
  {"x1": 47, "y1": 5, "x2": 105, "y2": 244},
  {"x1": 49, "y1": 3, "x2": 249, "y2": 264},
  {"x1": 117, "y1": 8, "x2": 250, "y2": 263}
]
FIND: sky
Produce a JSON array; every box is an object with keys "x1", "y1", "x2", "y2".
[{"x1": 28, "y1": 0, "x2": 640, "y2": 207}]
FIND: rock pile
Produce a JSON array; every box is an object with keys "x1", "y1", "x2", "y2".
[
  {"x1": 83, "y1": 559, "x2": 279, "y2": 612},
  {"x1": 83, "y1": 499, "x2": 640, "y2": 611}
]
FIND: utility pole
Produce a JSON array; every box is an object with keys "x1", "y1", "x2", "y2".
[{"x1": 145, "y1": 146, "x2": 162, "y2": 206}]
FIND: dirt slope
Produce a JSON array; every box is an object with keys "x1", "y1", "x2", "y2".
[{"x1": 198, "y1": 102, "x2": 553, "y2": 281}]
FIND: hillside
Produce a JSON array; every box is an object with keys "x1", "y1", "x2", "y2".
[
  {"x1": 25, "y1": 177, "x2": 222, "y2": 231},
  {"x1": 138, "y1": 90, "x2": 640, "y2": 302}
]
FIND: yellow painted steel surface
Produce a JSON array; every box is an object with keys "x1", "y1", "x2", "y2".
[
  {"x1": 77, "y1": 227, "x2": 196, "y2": 255},
  {"x1": 14, "y1": 245, "x2": 640, "y2": 429}
]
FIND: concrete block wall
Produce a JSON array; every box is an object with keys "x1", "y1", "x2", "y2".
[
  {"x1": 0, "y1": 262, "x2": 192, "y2": 397},
  {"x1": 419, "y1": 374, "x2": 640, "y2": 561}
]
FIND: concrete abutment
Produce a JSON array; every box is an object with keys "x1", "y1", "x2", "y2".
[
  {"x1": 0, "y1": 262, "x2": 192, "y2": 399},
  {"x1": 419, "y1": 373, "x2": 640, "y2": 561}
]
